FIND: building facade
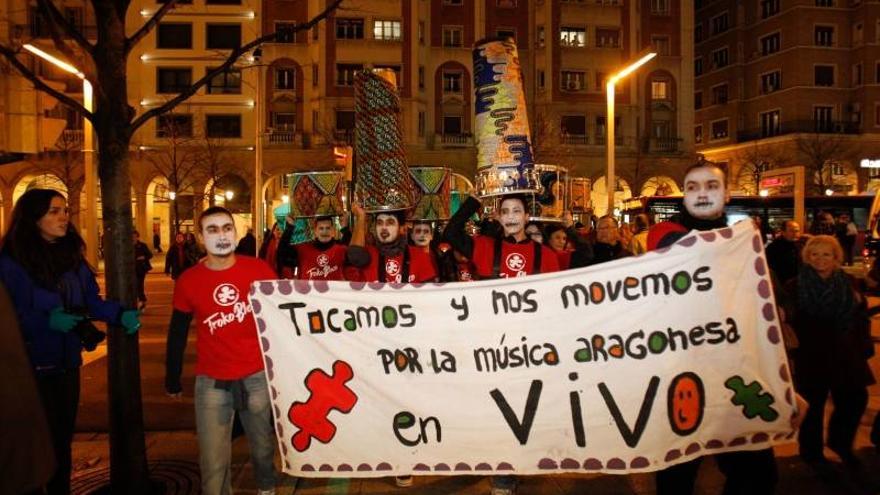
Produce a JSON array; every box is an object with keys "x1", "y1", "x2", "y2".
[
  {"x1": 0, "y1": 0, "x2": 696, "y2": 242},
  {"x1": 693, "y1": 0, "x2": 880, "y2": 195}
]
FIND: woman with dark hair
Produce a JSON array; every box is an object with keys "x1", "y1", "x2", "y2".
[
  {"x1": 258, "y1": 222, "x2": 283, "y2": 274},
  {"x1": 0, "y1": 188, "x2": 141, "y2": 495},
  {"x1": 543, "y1": 223, "x2": 572, "y2": 269}
]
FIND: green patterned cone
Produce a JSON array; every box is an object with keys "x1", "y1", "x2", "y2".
[{"x1": 354, "y1": 69, "x2": 413, "y2": 212}]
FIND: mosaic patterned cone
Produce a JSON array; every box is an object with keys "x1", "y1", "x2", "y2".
[
  {"x1": 354, "y1": 69, "x2": 413, "y2": 212},
  {"x1": 473, "y1": 38, "x2": 537, "y2": 196},
  {"x1": 409, "y1": 166, "x2": 451, "y2": 220},
  {"x1": 287, "y1": 171, "x2": 346, "y2": 218}
]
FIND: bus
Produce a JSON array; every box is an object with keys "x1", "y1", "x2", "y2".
[{"x1": 622, "y1": 194, "x2": 875, "y2": 233}]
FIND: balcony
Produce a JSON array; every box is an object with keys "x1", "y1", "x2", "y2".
[
  {"x1": 333, "y1": 129, "x2": 354, "y2": 145},
  {"x1": 736, "y1": 120, "x2": 860, "y2": 142},
  {"x1": 560, "y1": 134, "x2": 589, "y2": 145},
  {"x1": 643, "y1": 136, "x2": 683, "y2": 153},
  {"x1": 266, "y1": 129, "x2": 299, "y2": 146},
  {"x1": 439, "y1": 133, "x2": 473, "y2": 147},
  {"x1": 58, "y1": 129, "x2": 84, "y2": 147}
]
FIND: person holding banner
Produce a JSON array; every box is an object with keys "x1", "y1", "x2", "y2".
[
  {"x1": 444, "y1": 195, "x2": 559, "y2": 280},
  {"x1": 347, "y1": 205, "x2": 438, "y2": 284},
  {"x1": 444, "y1": 194, "x2": 558, "y2": 495},
  {"x1": 276, "y1": 215, "x2": 351, "y2": 280},
  {"x1": 648, "y1": 161, "x2": 807, "y2": 495},
  {"x1": 781, "y1": 235, "x2": 873, "y2": 468},
  {"x1": 164, "y1": 206, "x2": 278, "y2": 495}
]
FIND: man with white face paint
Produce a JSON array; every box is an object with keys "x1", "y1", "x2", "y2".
[
  {"x1": 647, "y1": 162, "x2": 808, "y2": 495},
  {"x1": 647, "y1": 161, "x2": 731, "y2": 250},
  {"x1": 347, "y1": 205, "x2": 438, "y2": 283},
  {"x1": 445, "y1": 194, "x2": 559, "y2": 278},
  {"x1": 276, "y1": 215, "x2": 352, "y2": 280},
  {"x1": 165, "y1": 206, "x2": 278, "y2": 495},
  {"x1": 409, "y1": 221, "x2": 434, "y2": 249}
]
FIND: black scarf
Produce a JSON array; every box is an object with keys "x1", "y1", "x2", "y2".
[
  {"x1": 377, "y1": 237, "x2": 407, "y2": 258},
  {"x1": 796, "y1": 266, "x2": 855, "y2": 331},
  {"x1": 676, "y1": 209, "x2": 728, "y2": 232}
]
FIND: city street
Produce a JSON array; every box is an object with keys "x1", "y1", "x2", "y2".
[{"x1": 66, "y1": 258, "x2": 880, "y2": 494}]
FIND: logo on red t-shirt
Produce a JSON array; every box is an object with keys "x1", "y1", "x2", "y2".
[
  {"x1": 213, "y1": 283, "x2": 240, "y2": 306},
  {"x1": 316, "y1": 253, "x2": 330, "y2": 267},
  {"x1": 505, "y1": 253, "x2": 526, "y2": 272},
  {"x1": 385, "y1": 259, "x2": 401, "y2": 277}
]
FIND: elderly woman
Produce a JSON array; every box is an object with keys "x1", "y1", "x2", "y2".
[{"x1": 782, "y1": 235, "x2": 874, "y2": 467}]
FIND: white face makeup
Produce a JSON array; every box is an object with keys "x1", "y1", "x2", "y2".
[
  {"x1": 314, "y1": 220, "x2": 336, "y2": 243},
  {"x1": 410, "y1": 223, "x2": 433, "y2": 247},
  {"x1": 500, "y1": 198, "x2": 527, "y2": 237},
  {"x1": 374, "y1": 214, "x2": 400, "y2": 244},
  {"x1": 199, "y1": 213, "x2": 236, "y2": 257},
  {"x1": 683, "y1": 166, "x2": 728, "y2": 220}
]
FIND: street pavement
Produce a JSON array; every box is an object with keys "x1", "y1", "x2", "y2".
[{"x1": 71, "y1": 256, "x2": 880, "y2": 494}]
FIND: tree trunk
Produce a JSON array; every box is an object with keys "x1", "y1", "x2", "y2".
[
  {"x1": 97, "y1": 126, "x2": 150, "y2": 493},
  {"x1": 93, "y1": 10, "x2": 150, "y2": 490}
]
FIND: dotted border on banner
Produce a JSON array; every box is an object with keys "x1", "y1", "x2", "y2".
[{"x1": 251, "y1": 225, "x2": 797, "y2": 475}]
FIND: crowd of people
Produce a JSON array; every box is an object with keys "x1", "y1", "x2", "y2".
[{"x1": 2, "y1": 160, "x2": 879, "y2": 495}]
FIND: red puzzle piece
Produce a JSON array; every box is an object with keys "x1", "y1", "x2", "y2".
[{"x1": 288, "y1": 360, "x2": 358, "y2": 452}]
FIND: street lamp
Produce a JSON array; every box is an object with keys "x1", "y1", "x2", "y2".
[
  {"x1": 605, "y1": 52, "x2": 657, "y2": 215},
  {"x1": 252, "y1": 47, "x2": 265, "y2": 247},
  {"x1": 24, "y1": 44, "x2": 99, "y2": 269},
  {"x1": 225, "y1": 189, "x2": 235, "y2": 201}
]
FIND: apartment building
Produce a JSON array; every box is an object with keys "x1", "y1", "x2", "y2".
[
  {"x1": 693, "y1": 0, "x2": 880, "y2": 195},
  {"x1": 0, "y1": 0, "x2": 695, "y2": 237}
]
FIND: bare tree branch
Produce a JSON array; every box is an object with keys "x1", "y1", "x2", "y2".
[
  {"x1": 37, "y1": 0, "x2": 95, "y2": 56},
  {"x1": 0, "y1": 44, "x2": 93, "y2": 121},
  {"x1": 130, "y1": 0, "x2": 343, "y2": 132},
  {"x1": 126, "y1": 0, "x2": 180, "y2": 54}
]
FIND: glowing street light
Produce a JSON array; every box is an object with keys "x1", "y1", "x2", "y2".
[
  {"x1": 168, "y1": 191, "x2": 176, "y2": 201},
  {"x1": 759, "y1": 189, "x2": 769, "y2": 197},
  {"x1": 24, "y1": 44, "x2": 99, "y2": 269},
  {"x1": 225, "y1": 190, "x2": 235, "y2": 201},
  {"x1": 282, "y1": 194, "x2": 290, "y2": 203},
  {"x1": 605, "y1": 52, "x2": 657, "y2": 215},
  {"x1": 825, "y1": 188, "x2": 834, "y2": 196}
]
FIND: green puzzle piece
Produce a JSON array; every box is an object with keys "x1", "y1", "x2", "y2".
[{"x1": 724, "y1": 376, "x2": 779, "y2": 422}]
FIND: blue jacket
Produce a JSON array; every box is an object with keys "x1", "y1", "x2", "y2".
[{"x1": 0, "y1": 255, "x2": 122, "y2": 375}]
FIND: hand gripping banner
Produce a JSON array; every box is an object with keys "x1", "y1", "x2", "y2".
[{"x1": 250, "y1": 221, "x2": 797, "y2": 477}]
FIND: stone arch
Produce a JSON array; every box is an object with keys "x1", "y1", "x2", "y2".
[
  {"x1": 434, "y1": 61, "x2": 472, "y2": 137},
  {"x1": 13, "y1": 173, "x2": 67, "y2": 205},
  {"x1": 639, "y1": 175, "x2": 681, "y2": 197},
  {"x1": 203, "y1": 173, "x2": 252, "y2": 239},
  {"x1": 591, "y1": 175, "x2": 633, "y2": 217}
]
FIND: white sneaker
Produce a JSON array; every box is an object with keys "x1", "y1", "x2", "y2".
[{"x1": 395, "y1": 475, "x2": 413, "y2": 487}]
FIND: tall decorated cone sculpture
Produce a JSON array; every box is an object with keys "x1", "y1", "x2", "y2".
[
  {"x1": 354, "y1": 69, "x2": 413, "y2": 212},
  {"x1": 473, "y1": 37, "x2": 537, "y2": 197}
]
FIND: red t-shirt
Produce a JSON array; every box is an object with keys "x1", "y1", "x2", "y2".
[
  {"x1": 295, "y1": 241, "x2": 348, "y2": 280},
  {"x1": 357, "y1": 245, "x2": 437, "y2": 283},
  {"x1": 457, "y1": 261, "x2": 476, "y2": 282},
  {"x1": 471, "y1": 235, "x2": 560, "y2": 278},
  {"x1": 173, "y1": 256, "x2": 276, "y2": 380}
]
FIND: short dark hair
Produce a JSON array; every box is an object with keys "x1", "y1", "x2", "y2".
[
  {"x1": 314, "y1": 216, "x2": 335, "y2": 226},
  {"x1": 198, "y1": 206, "x2": 234, "y2": 230},
  {"x1": 499, "y1": 194, "x2": 528, "y2": 210},
  {"x1": 684, "y1": 160, "x2": 726, "y2": 187},
  {"x1": 374, "y1": 210, "x2": 407, "y2": 225},
  {"x1": 634, "y1": 213, "x2": 650, "y2": 231}
]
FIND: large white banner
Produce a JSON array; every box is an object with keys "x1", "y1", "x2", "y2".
[{"x1": 250, "y1": 221, "x2": 797, "y2": 477}]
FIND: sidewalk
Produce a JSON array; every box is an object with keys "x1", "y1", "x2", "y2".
[{"x1": 70, "y1": 270, "x2": 880, "y2": 494}]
